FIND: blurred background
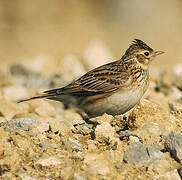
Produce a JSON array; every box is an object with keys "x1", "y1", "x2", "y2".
[{"x1": 0, "y1": 0, "x2": 182, "y2": 73}]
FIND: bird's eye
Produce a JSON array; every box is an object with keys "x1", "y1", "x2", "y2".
[{"x1": 144, "y1": 52, "x2": 149, "y2": 56}]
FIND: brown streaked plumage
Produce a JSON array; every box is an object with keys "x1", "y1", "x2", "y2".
[{"x1": 19, "y1": 39, "x2": 164, "y2": 117}]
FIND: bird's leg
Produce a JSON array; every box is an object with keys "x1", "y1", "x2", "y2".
[
  {"x1": 74, "y1": 107, "x2": 99, "y2": 126},
  {"x1": 128, "y1": 110, "x2": 137, "y2": 130},
  {"x1": 128, "y1": 102, "x2": 141, "y2": 130}
]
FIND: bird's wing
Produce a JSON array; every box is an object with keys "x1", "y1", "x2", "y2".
[
  {"x1": 44, "y1": 60, "x2": 132, "y2": 97},
  {"x1": 18, "y1": 60, "x2": 133, "y2": 103}
]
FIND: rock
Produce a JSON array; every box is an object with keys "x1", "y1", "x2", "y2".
[
  {"x1": 17, "y1": 173, "x2": 37, "y2": 180},
  {"x1": 154, "y1": 169, "x2": 181, "y2": 180},
  {"x1": 165, "y1": 131, "x2": 182, "y2": 162},
  {"x1": 168, "y1": 101, "x2": 182, "y2": 115},
  {"x1": 173, "y1": 64, "x2": 182, "y2": 76},
  {"x1": 83, "y1": 153, "x2": 110, "y2": 176},
  {"x1": 59, "y1": 55, "x2": 86, "y2": 82},
  {"x1": 0, "y1": 172, "x2": 15, "y2": 179},
  {"x1": 0, "y1": 117, "x2": 6, "y2": 124},
  {"x1": 49, "y1": 101, "x2": 65, "y2": 116},
  {"x1": 10, "y1": 64, "x2": 31, "y2": 77},
  {"x1": 0, "y1": 72, "x2": 9, "y2": 88},
  {"x1": 136, "y1": 122, "x2": 166, "y2": 145},
  {"x1": 147, "y1": 159, "x2": 171, "y2": 173},
  {"x1": 173, "y1": 64, "x2": 182, "y2": 91},
  {"x1": 10, "y1": 64, "x2": 52, "y2": 89},
  {"x1": 168, "y1": 87, "x2": 182, "y2": 100},
  {"x1": 87, "y1": 140, "x2": 97, "y2": 152},
  {"x1": 36, "y1": 122, "x2": 50, "y2": 133},
  {"x1": 95, "y1": 122, "x2": 115, "y2": 141},
  {"x1": 32, "y1": 100, "x2": 56, "y2": 117},
  {"x1": 168, "y1": 101, "x2": 179, "y2": 113},
  {"x1": 107, "y1": 150, "x2": 123, "y2": 165},
  {"x1": 123, "y1": 142, "x2": 150, "y2": 164},
  {"x1": 39, "y1": 142, "x2": 59, "y2": 151},
  {"x1": 0, "y1": 127, "x2": 10, "y2": 141},
  {"x1": 73, "y1": 123, "x2": 91, "y2": 135},
  {"x1": 55, "y1": 117, "x2": 75, "y2": 130},
  {"x1": 21, "y1": 56, "x2": 59, "y2": 75},
  {"x1": 25, "y1": 75, "x2": 52, "y2": 90},
  {"x1": 61, "y1": 110, "x2": 85, "y2": 125},
  {"x1": 74, "y1": 174, "x2": 86, "y2": 180},
  {"x1": 90, "y1": 113, "x2": 114, "y2": 124},
  {"x1": 129, "y1": 135, "x2": 140, "y2": 143},
  {"x1": 0, "y1": 127, "x2": 11, "y2": 158},
  {"x1": 2, "y1": 85, "x2": 29, "y2": 102},
  {"x1": 146, "y1": 90, "x2": 169, "y2": 107},
  {"x1": 49, "y1": 119, "x2": 73, "y2": 136},
  {"x1": 1, "y1": 118, "x2": 39, "y2": 132},
  {"x1": 36, "y1": 155, "x2": 64, "y2": 167},
  {"x1": 134, "y1": 99, "x2": 178, "y2": 143},
  {"x1": 123, "y1": 142, "x2": 165, "y2": 165},
  {"x1": 0, "y1": 99, "x2": 26, "y2": 120},
  {"x1": 68, "y1": 139, "x2": 83, "y2": 152},
  {"x1": 71, "y1": 151, "x2": 84, "y2": 161},
  {"x1": 84, "y1": 41, "x2": 113, "y2": 69},
  {"x1": 147, "y1": 144, "x2": 165, "y2": 160},
  {"x1": 60, "y1": 167, "x2": 73, "y2": 180},
  {"x1": 156, "y1": 71, "x2": 174, "y2": 95},
  {"x1": 0, "y1": 146, "x2": 22, "y2": 173}
]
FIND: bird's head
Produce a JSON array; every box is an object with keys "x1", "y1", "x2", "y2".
[{"x1": 123, "y1": 39, "x2": 164, "y2": 67}]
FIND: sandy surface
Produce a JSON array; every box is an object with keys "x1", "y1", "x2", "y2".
[{"x1": 0, "y1": 42, "x2": 182, "y2": 179}]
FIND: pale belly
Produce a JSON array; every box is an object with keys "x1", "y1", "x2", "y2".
[{"x1": 82, "y1": 84, "x2": 148, "y2": 117}]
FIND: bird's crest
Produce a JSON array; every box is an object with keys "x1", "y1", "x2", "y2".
[
  {"x1": 130, "y1": 39, "x2": 153, "y2": 52},
  {"x1": 122, "y1": 39, "x2": 154, "y2": 59}
]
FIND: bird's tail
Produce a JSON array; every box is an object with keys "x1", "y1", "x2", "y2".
[
  {"x1": 18, "y1": 94, "x2": 57, "y2": 103},
  {"x1": 18, "y1": 88, "x2": 61, "y2": 103}
]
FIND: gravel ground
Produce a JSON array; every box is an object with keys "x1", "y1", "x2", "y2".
[{"x1": 0, "y1": 43, "x2": 182, "y2": 180}]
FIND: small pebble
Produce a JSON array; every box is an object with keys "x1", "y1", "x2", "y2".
[
  {"x1": 123, "y1": 142, "x2": 150, "y2": 164},
  {"x1": 124, "y1": 142, "x2": 165, "y2": 164},
  {"x1": 95, "y1": 122, "x2": 115, "y2": 141},
  {"x1": 1, "y1": 118, "x2": 39, "y2": 132},
  {"x1": 165, "y1": 131, "x2": 182, "y2": 162},
  {"x1": 36, "y1": 155, "x2": 64, "y2": 167},
  {"x1": 154, "y1": 169, "x2": 181, "y2": 180},
  {"x1": 147, "y1": 159, "x2": 171, "y2": 173},
  {"x1": 129, "y1": 135, "x2": 140, "y2": 143},
  {"x1": 36, "y1": 123, "x2": 50, "y2": 133},
  {"x1": 68, "y1": 139, "x2": 83, "y2": 152},
  {"x1": 3, "y1": 85, "x2": 29, "y2": 101}
]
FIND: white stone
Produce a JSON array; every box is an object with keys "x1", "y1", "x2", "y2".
[
  {"x1": 129, "y1": 136, "x2": 140, "y2": 143},
  {"x1": 95, "y1": 122, "x2": 115, "y2": 141},
  {"x1": 36, "y1": 155, "x2": 64, "y2": 167},
  {"x1": 173, "y1": 64, "x2": 182, "y2": 76},
  {"x1": 3, "y1": 85, "x2": 28, "y2": 101},
  {"x1": 83, "y1": 153, "x2": 110, "y2": 176},
  {"x1": 62, "y1": 110, "x2": 85, "y2": 125},
  {"x1": 168, "y1": 87, "x2": 182, "y2": 99},
  {"x1": 90, "y1": 113, "x2": 114, "y2": 124},
  {"x1": 36, "y1": 123, "x2": 49, "y2": 133},
  {"x1": 154, "y1": 169, "x2": 181, "y2": 180}
]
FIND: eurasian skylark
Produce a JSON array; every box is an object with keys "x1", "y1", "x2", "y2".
[{"x1": 19, "y1": 39, "x2": 164, "y2": 117}]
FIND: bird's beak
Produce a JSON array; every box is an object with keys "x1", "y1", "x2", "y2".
[{"x1": 153, "y1": 51, "x2": 165, "y2": 57}]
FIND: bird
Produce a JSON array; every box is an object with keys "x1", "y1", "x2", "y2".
[{"x1": 19, "y1": 39, "x2": 164, "y2": 118}]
